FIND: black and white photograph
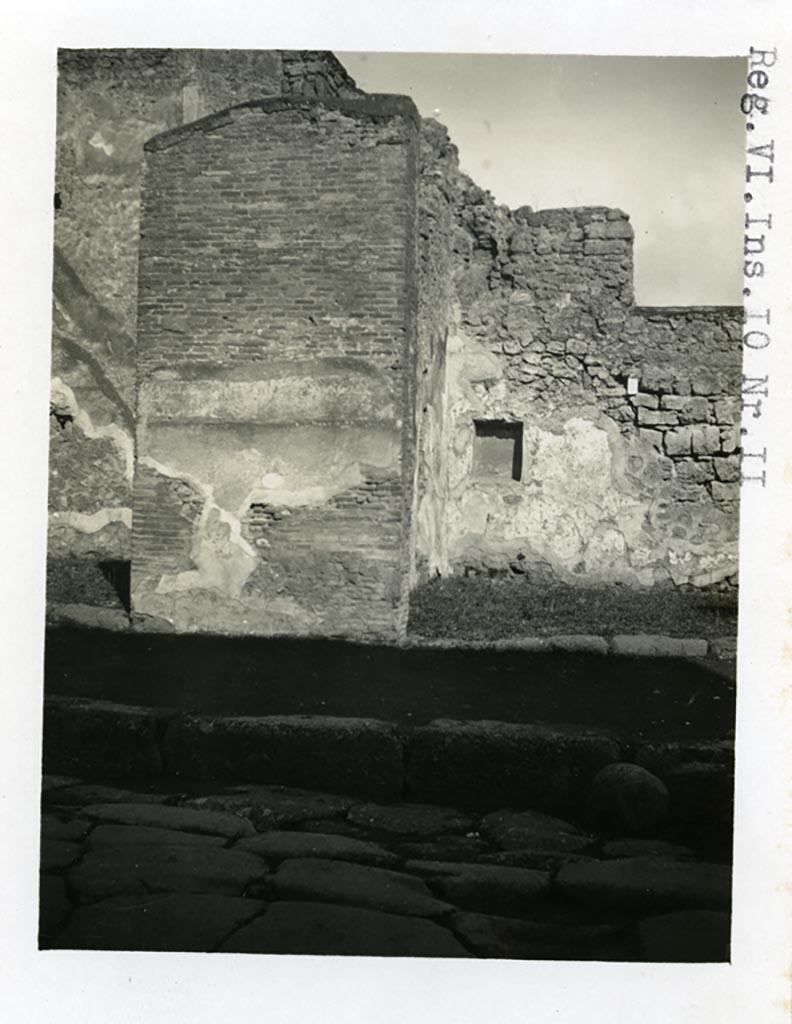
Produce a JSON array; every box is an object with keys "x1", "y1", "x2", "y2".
[
  {"x1": 39, "y1": 44, "x2": 745, "y2": 959},
  {"x1": 2, "y1": 3, "x2": 791, "y2": 1022}
]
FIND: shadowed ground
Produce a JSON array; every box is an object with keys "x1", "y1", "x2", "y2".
[{"x1": 45, "y1": 628, "x2": 734, "y2": 741}]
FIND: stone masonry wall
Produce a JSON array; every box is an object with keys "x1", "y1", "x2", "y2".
[
  {"x1": 412, "y1": 121, "x2": 458, "y2": 582},
  {"x1": 418, "y1": 122, "x2": 742, "y2": 590},
  {"x1": 49, "y1": 49, "x2": 360, "y2": 602},
  {"x1": 50, "y1": 51, "x2": 743, "y2": 627},
  {"x1": 133, "y1": 95, "x2": 419, "y2": 637}
]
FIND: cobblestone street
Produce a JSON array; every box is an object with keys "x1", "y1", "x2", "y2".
[{"x1": 40, "y1": 774, "x2": 731, "y2": 960}]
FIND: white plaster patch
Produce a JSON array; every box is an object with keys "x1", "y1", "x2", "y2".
[
  {"x1": 49, "y1": 508, "x2": 132, "y2": 533},
  {"x1": 241, "y1": 460, "x2": 367, "y2": 514},
  {"x1": 144, "y1": 424, "x2": 398, "y2": 518},
  {"x1": 584, "y1": 526, "x2": 627, "y2": 575},
  {"x1": 50, "y1": 377, "x2": 134, "y2": 481},
  {"x1": 141, "y1": 456, "x2": 257, "y2": 600},
  {"x1": 88, "y1": 130, "x2": 114, "y2": 156},
  {"x1": 446, "y1": 333, "x2": 503, "y2": 390}
]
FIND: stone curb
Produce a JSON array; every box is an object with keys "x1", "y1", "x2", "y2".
[
  {"x1": 42, "y1": 697, "x2": 734, "y2": 819},
  {"x1": 404, "y1": 634, "x2": 722, "y2": 657},
  {"x1": 162, "y1": 713, "x2": 405, "y2": 802},
  {"x1": 43, "y1": 696, "x2": 169, "y2": 781},
  {"x1": 45, "y1": 606, "x2": 734, "y2": 659},
  {"x1": 404, "y1": 719, "x2": 622, "y2": 813}
]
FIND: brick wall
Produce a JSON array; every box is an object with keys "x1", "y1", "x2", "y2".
[
  {"x1": 139, "y1": 97, "x2": 415, "y2": 375},
  {"x1": 49, "y1": 49, "x2": 358, "y2": 605},
  {"x1": 133, "y1": 95, "x2": 420, "y2": 638}
]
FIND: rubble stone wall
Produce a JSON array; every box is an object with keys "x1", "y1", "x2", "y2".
[{"x1": 418, "y1": 122, "x2": 742, "y2": 590}]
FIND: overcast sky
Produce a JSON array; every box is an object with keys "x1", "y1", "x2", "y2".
[{"x1": 337, "y1": 53, "x2": 745, "y2": 307}]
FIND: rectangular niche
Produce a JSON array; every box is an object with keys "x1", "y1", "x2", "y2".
[{"x1": 473, "y1": 420, "x2": 523, "y2": 481}]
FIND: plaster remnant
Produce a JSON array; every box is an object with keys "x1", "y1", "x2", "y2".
[
  {"x1": 49, "y1": 508, "x2": 132, "y2": 534},
  {"x1": 140, "y1": 456, "x2": 257, "y2": 600},
  {"x1": 51, "y1": 377, "x2": 134, "y2": 482},
  {"x1": 88, "y1": 130, "x2": 114, "y2": 156}
]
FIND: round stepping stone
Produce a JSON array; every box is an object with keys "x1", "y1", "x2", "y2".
[
  {"x1": 80, "y1": 803, "x2": 255, "y2": 839},
  {"x1": 555, "y1": 857, "x2": 732, "y2": 912},
  {"x1": 586, "y1": 763, "x2": 669, "y2": 835},
  {"x1": 238, "y1": 831, "x2": 399, "y2": 868},
  {"x1": 68, "y1": 844, "x2": 268, "y2": 902},
  {"x1": 220, "y1": 901, "x2": 471, "y2": 957},
  {"x1": 52, "y1": 894, "x2": 266, "y2": 952},
  {"x1": 347, "y1": 803, "x2": 474, "y2": 837},
  {"x1": 253, "y1": 857, "x2": 454, "y2": 918}
]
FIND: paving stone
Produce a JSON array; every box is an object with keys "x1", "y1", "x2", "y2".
[
  {"x1": 545, "y1": 635, "x2": 609, "y2": 654},
  {"x1": 636, "y1": 909, "x2": 731, "y2": 962},
  {"x1": 586, "y1": 763, "x2": 669, "y2": 835},
  {"x1": 68, "y1": 844, "x2": 268, "y2": 902},
  {"x1": 220, "y1": 901, "x2": 471, "y2": 957},
  {"x1": 611, "y1": 635, "x2": 709, "y2": 658},
  {"x1": 41, "y1": 775, "x2": 81, "y2": 794},
  {"x1": 347, "y1": 802, "x2": 474, "y2": 837},
  {"x1": 43, "y1": 697, "x2": 165, "y2": 781},
  {"x1": 87, "y1": 824, "x2": 227, "y2": 848},
  {"x1": 480, "y1": 808, "x2": 589, "y2": 850},
  {"x1": 600, "y1": 839, "x2": 695, "y2": 860},
  {"x1": 555, "y1": 857, "x2": 732, "y2": 912},
  {"x1": 398, "y1": 836, "x2": 489, "y2": 863},
  {"x1": 449, "y1": 911, "x2": 635, "y2": 961},
  {"x1": 52, "y1": 893, "x2": 265, "y2": 952},
  {"x1": 238, "y1": 830, "x2": 400, "y2": 868},
  {"x1": 665, "y1": 763, "x2": 734, "y2": 829},
  {"x1": 291, "y1": 818, "x2": 369, "y2": 839},
  {"x1": 80, "y1": 803, "x2": 255, "y2": 839},
  {"x1": 430, "y1": 864, "x2": 550, "y2": 918},
  {"x1": 404, "y1": 860, "x2": 478, "y2": 878},
  {"x1": 41, "y1": 814, "x2": 93, "y2": 842},
  {"x1": 39, "y1": 875, "x2": 72, "y2": 945},
  {"x1": 183, "y1": 785, "x2": 354, "y2": 830},
  {"x1": 406, "y1": 720, "x2": 620, "y2": 813},
  {"x1": 164, "y1": 714, "x2": 404, "y2": 801},
  {"x1": 477, "y1": 848, "x2": 597, "y2": 871},
  {"x1": 253, "y1": 857, "x2": 454, "y2": 918},
  {"x1": 40, "y1": 839, "x2": 82, "y2": 873},
  {"x1": 46, "y1": 784, "x2": 174, "y2": 807}
]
